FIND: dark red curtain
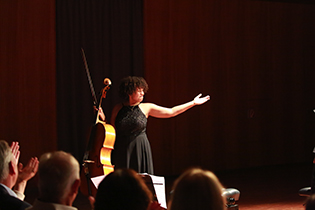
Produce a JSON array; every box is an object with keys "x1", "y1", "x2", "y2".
[
  {"x1": 0, "y1": 0, "x2": 57, "y2": 164},
  {"x1": 144, "y1": 0, "x2": 315, "y2": 175},
  {"x1": 55, "y1": 0, "x2": 144, "y2": 160}
]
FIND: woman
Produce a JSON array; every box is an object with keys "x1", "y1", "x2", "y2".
[
  {"x1": 168, "y1": 168, "x2": 225, "y2": 210},
  {"x1": 110, "y1": 76, "x2": 210, "y2": 174}
]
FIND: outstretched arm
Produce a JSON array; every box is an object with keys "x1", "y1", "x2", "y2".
[{"x1": 140, "y1": 93, "x2": 210, "y2": 118}]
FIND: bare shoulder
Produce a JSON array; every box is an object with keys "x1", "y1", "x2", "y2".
[
  {"x1": 139, "y1": 102, "x2": 156, "y2": 110},
  {"x1": 140, "y1": 102, "x2": 163, "y2": 110},
  {"x1": 139, "y1": 102, "x2": 152, "y2": 107},
  {"x1": 139, "y1": 103, "x2": 154, "y2": 118}
]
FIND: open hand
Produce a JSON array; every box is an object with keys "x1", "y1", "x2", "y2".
[
  {"x1": 11, "y1": 142, "x2": 39, "y2": 196},
  {"x1": 94, "y1": 106, "x2": 105, "y2": 121},
  {"x1": 10, "y1": 142, "x2": 20, "y2": 165},
  {"x1": 193, "y1": 93, "x2": 210, "y2": 105},
  {"x1": 98, "y1": 107, "x2": 106, "y2": 121},
  {"x1": 17, "y1": 157, "x2": 39, "y2": 182}
]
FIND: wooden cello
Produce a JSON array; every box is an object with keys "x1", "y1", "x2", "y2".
[{"x1": 80, "y1": 49, "x2": 116, "y2": 197}]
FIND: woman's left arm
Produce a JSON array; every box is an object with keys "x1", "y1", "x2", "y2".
[{"x1": 141, "y1": 93, "x2": 210, "y2": 118}]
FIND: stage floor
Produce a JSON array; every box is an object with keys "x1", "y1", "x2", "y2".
[{"x1": 215, "y1": 162, "x2": 312, "y2": 210}]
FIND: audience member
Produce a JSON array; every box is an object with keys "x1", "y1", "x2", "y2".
[
  {"x1": 168, "y1": 168, "x2": 225, "y2": 210},
  {"x1": 0, "y1": 140, "x2": 38, "y2": 210},
  {"x1": 26, "y1": 151, "x2": 80, "y2": 210},
  {"x1": 306, "y1": 194, "x2": 315, "y2": 210},
  {"x1": 311, "y1": 147, "x2": 315, "y2": 194},
  {"x1": 94, "y1": 168, "x2": 165, "y2": 210}
]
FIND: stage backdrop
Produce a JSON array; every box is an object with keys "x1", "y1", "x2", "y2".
[
  {"x1": 1, "y1": 0, "x2": 315, "y2": 177},
  {"x1": 0, "y1": 0, "x2": 57, "y2": 165},
  {"x1": 143, "y1": 0, "x2": 315, "y2": 175}
]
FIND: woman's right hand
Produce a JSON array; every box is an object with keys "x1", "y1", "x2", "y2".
[
  {"x1": 94, "y1": 106, "x2": 105, "y2": 121},
  {"x1": 98, "y1": 107, "x2": 105, "y2": 121}
]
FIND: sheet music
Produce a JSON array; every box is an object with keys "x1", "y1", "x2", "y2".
[
  {"x1": 91, "y1": 174, "x2": 106, "y2": 189},
  {"x1": 141, "y1": 173, "x2": 167, "y2": 209}
]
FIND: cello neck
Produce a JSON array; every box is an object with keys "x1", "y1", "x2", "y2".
[{"x1": 95, "y1": 83, "x2": 110, "y2": 124}]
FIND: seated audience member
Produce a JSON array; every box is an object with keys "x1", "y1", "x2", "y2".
[
  {"x1": 311, "y1": 147, "x2": 315, "y2": 194},
  {"x1": 26, "y1": 151, "x2": 80, "y2": 210},
  {"x1": 94, "y1": 168, "x2": 165, "y2": 210},
  {"x1": 306, "y1": 194, "x2": 315, "y2": 210},
  {"x1": 168, "y1": 168, "x2": 225, "y2": 210},
  {"x1": 0, "y1": 140, "x2": 38, "y2": 210}
]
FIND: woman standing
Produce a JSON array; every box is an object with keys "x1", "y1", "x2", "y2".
[{"x1": 110, "y1": 76, "x2": 210, "y2": 174}]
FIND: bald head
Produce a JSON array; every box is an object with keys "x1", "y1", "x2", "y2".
[{"x1": 38, "y1": 151, "x2": 80, "y2": 204}]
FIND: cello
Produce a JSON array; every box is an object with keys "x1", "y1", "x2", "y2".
[{"x1": 80, "y1": 49, "x2": 116, "y2": 197}]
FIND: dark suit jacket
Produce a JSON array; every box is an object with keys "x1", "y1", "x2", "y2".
[{"x1": 0, "y1": 185, "x2": 31, "y2": 210}]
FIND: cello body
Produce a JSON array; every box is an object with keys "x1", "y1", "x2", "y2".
[
  {"x1": 80, "y1": 78, "x2": 116, "y2": 197},
  {"x1": 80, "y1": 121, "x2": 115, "y2": 197}
]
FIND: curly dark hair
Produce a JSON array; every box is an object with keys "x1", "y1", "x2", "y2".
[{"x1": 118, "y1": 76, "x2": 149, "y2": 100}]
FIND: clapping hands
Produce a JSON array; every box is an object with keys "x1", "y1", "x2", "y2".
[
  {"x1": 17, "y1": 157, "x2": 39, "y2": 182},
  {"x1": 11, "y1": 141, "x2": 39, "y2": 182},
  {"x1": 11, "y1": 141, "x2": 39, "y2": 197}
]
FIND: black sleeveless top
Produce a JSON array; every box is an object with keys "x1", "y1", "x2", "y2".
[{"x1": 112, "y1": 105, "x2": 154, "y2": 174}]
